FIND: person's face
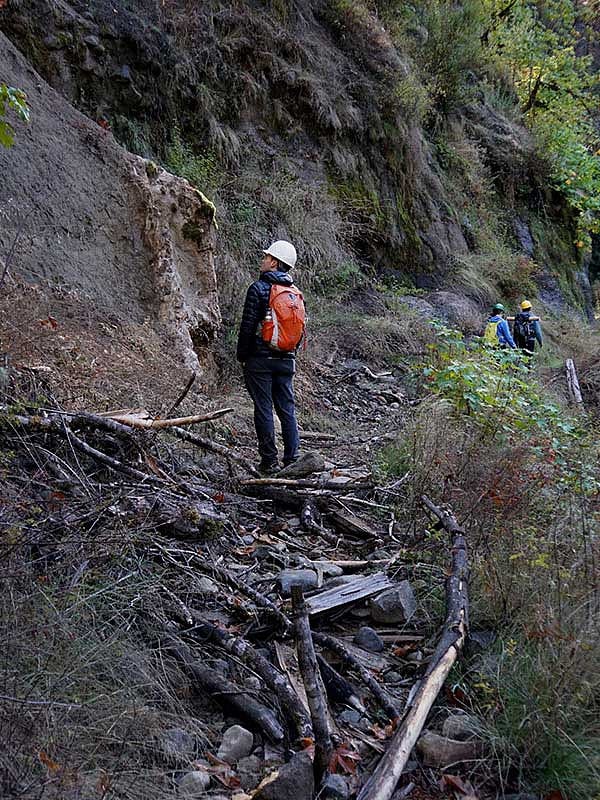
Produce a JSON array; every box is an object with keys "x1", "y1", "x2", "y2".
[{"x1": 260, "y1": 254, "x2": 278, "y2": 272}]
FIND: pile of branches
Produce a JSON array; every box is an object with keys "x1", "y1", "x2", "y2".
[{"x1": 0, "y1": 376, "x2": 469, "y2": 800}]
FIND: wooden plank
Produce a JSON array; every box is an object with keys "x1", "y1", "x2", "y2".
[
  {"x1": 306, "y1": 572, "x2": 393, "y2": 616},
  {"x1": 329, "y1": 509, "x2": 379, "y2": 539}
]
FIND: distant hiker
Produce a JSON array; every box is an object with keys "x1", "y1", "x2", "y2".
[
  {"x1": 237, "y1": 240, "x2": 306, "y2": 475},
  {"x1": 483, "y1": 303, "x2": 516, "y2": 349},
  {"x1": 512, "y1": 300, "x2": 543, "y2": 354}
]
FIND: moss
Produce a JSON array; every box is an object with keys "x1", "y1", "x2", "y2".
[{"x1": 181, "y1": 221, "x2": 205, "y2": 244}]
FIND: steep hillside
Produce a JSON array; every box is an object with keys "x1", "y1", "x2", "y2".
[{"x1": 0, "y1": 0, "x2": 591, "y2": 341}]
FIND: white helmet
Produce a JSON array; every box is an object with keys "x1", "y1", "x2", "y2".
[{"x1": 263, "y1": 240, "x2": 297, "y2": 269}]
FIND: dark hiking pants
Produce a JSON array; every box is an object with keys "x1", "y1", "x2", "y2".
[{"x1": 243, "y1": 355, "x2": 300, "y2": 466}]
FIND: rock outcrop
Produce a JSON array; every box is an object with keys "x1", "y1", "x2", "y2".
[{"x1": 0, "y1": 32, "x2": 220, "y2": 372}]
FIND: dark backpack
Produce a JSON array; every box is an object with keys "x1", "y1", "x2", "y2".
[{"x1": 513, "y1": 313, "x2": 536, "y2": 346}]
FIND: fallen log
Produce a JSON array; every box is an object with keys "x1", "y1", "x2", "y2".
[
  {"x1": 356, "y1": 497, "x2": 469, "y2": 800},
  {"x1": 186, "y1": 613, "x2": 313, "y2": 741},
  {"x1": 292, "y1": 585, "x2": 333, "y2": 777},
  {"x1": 162, "y1": 632, "x2": 285, "y2": 743}
]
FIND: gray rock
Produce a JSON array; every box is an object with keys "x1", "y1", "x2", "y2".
[
  {"x1": 354, "y1": 626, "x2": 384, "y2": 653},
  {"x1": 514, "y1": 218, "x2": 535, "y2": 257},
  {"x1": 370, "y1": 581, "x2": 417, "y2": 623},
  {"x1": 442, "y1": 713, "x2": 481, "y2": 741},
  {"x1": 212, "y1": 659, "x2": 230, "y2": 676},
  {"x1": 157, "y1": 728, "x2": 196, "y2": 762},
  {"x1": 245, "y1": 676, "x2": 262, "y2": 692},
  {"x1": 467, "y1": 629, "x2": 496, "y2": 654},
  {"x1": 278, "y1": 452, "x2": 325, "y2": 478},
  {"x1": 196, "y1": 576, "x2": 218, "y2": 594},
  {"x1": 178, "y1": 770, "x2": 210, "y2": 795},
  {"x1": 338, "y1": 709, "x2": 362, "y2": 725},
  {"x1": 83, "y1": 34, "x2": 105, "y2": 53},
  {"x1": 278, "y1": 569, "x2": 318, "y2": 595},
  {"x1": 320, "y1": 772, "x2": 350, "y2": 799},
  {"x1": 237, "y1": 754, "x2": 263, "y2": 790},
  {"x1": 417, "y1": 730, "x2": 482, "y2": 767},
  {"x1": 216, "y1": 725, "x2": 253, "y2": 763},
  {"x1": 253, "y1": 751, "x2": 314, "y2": 800},
  {"x1": 242, "y1": 534, "x2": 255, "y2": 545}
]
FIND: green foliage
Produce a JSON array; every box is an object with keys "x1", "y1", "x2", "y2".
[
  {"x1": 485, "y1": 0, "x2": 600, "y2": 243},
  {"x1": 422, "y1": 323, "x2": 597, "y2": 491},
  {"x1": 165, "y1": 127, "x2": 220, "y2": 196},
  {"x1": 0, "y1": 85, "x2": 30, "y2": 147}
]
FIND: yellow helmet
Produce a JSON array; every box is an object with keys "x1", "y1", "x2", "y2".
[{"x1": 520, "y1": 300, "x2": 532, "y2": 311}]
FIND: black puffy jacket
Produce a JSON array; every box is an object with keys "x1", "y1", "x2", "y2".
[{"x1": 236, "y1": 270, "x2": 296, "y2": 362}]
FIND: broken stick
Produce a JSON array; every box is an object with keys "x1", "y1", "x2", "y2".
[
  {"x1": 292, "y1": 585, "x2": 333, "y2": 776},
  {"x1": 357, "y1": 496, "x2": 469, "y2": 800}
]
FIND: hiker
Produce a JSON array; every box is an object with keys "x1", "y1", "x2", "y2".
[
  {"x1": 483, "y1": 303, "x2": 516, "y2": 349},
  {"x1": 512, "y1": 300, "x2": 543, "y2": 354},
  {"x1": 237, "y1": 240, "x2": 306, "y2": 475}
]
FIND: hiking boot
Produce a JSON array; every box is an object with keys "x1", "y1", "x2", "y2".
[{"x1": 258, "y1": 460, "x2": 280, "y2": 476}]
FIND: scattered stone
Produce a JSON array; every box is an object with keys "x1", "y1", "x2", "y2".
[
  {"x1": 406, "y1": 650, "x2": 423, "y2": 663},
  {"x1": 338, "y1": 709, "x2": 362, "y2": 725},
  {"x1": 369, "y1": 581, "x2": 417, "y2": 623},
  {"x1": 196, "y1": 576, "x2": 218, "y2": 594},
  {"x1": 253, "y1": 751, "x2": 314, "y2": 800},
  {"x1": 442, "y1": 713, "x2": 481, "y2": 741},
  {"x1": 404, "y1": 759, "x2": 418, "y2": 772},
  {"x1": 217, "y1": 725, "x2": 253, "y2": 764},
  {"x1": 157, "y1": 728, "x2": 196, "y2": 762},
  {"x1": 245, "y1": 676, "x2": 262, "y2": 692},
  {"x1": 242, "y1": 534, "x2": 255, "y2": 545},
  {"x1": 467, "y1": 629, "x2": 496, "y2": 654},
  {"x1": 83, "y1": 34, "x2": 104, "y2": 52},
  {"x1": 237, "y1": 754, "x2": 263, "y2": 791},
  {"x1": 417, "y1": 730, "x2": 482, "y2": 768},
  {"x1": 277, "y1": 569, "x2": 318, "y2": 595},
  {"x1": 212, "y1": 658, "x2": 230, "y2": 676},
  {"x1": 178, "y1": 770, "x2": 210, "y2": 795},
  {"x1": 354, "y1": 626, "x2": 384, "y2": 653},
  {"x1": 320, "y1": 772, "x2": 350, "y2": 799},
  {"x1": 277, "y1": 451, "x2": 325, "y2": 478}
]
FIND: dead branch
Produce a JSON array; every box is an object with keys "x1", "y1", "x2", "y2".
[
  {"x1": 101, "y1": 407, "x2": 234, "y2": 429},
  {"x1": 170, "y1": 426, "x2": 259, "y2": 475},
  {"x1": 565, "y1": 358, "x2": 584, "y2": 407},
  {"x1": 357, "y1": 497, "x2": 469, "y2": 800},
  {"x1": 312, "y1": 632, "x2": 401, "y2": 722},
  {"x1": 291, "y1": 585, "x2": 333, "y2": 776},
  {"x1": 164, "y1": 370, "x2": 196, "y2": 418},
  {"x1": 162, "y1": 632, "x2": 285, "y2": 743},
  {"x1": 186, "y1": 612, "x2": 313, "y2": 741}
]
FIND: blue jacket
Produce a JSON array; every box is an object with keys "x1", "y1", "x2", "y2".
[{"x1": 487, "y1": 315, "x2": 516, "y2": 349}]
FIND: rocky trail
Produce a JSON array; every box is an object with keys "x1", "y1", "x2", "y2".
[{"x1": 1, "y1": 357, "x2": 489, "y2": 800}]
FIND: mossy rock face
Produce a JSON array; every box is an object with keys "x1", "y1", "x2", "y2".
[{"x1": 182, "y1": 221, "x2": 205, "y2": 244}]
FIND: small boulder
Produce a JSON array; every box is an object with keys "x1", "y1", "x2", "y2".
[
  {"x1": 178, "y1": 770, "x2": 210, "y2": 795},
  {"x1": 442, "y1": 713, "x2": 481, "y2": 741},
  {"x1": 237, "y1": 754, "x2": 263, "y2": 791},
  {"x1": 216, "y1": 725, "x2": 253, "y2": 764},
  {"x1": 369, "y1": 581, "x2": 416, "y2": 623},
  {"x1": 354, "y1": 626, "x2": 384, "y2": 653},
  {"x1": 278, "y1": 569, "x2": 318, "y2": 595},
  {"x1": 320, "y1": 772, "x2": 350, "y2": 799},
  {"x1": 417, "y1": 730, "x2": 482, "y2": 768},
  {"x1": 278, "y1": 452, "x2": 325, "y2": 478},
  {"x1": 157, "y1": 728, "x2": 196, "y2": 762},
  {"x1": 253, "y1": 751, "x2": 314, "y2": 800},
  {"x1": 338, "y1": 709, "x2": 362, "y2": 725}
]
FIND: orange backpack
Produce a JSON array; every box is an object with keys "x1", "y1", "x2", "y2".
[{"x1": 261, "y1": 284, "x2": 306, "y2": 352}]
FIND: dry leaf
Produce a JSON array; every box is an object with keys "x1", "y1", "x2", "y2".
[
  {"x1": 38, "y1": 750, "x2": 61, "y2": 775},
  {"x1": 328, "y1": 743, "x2": 361, "y2": 775}
]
